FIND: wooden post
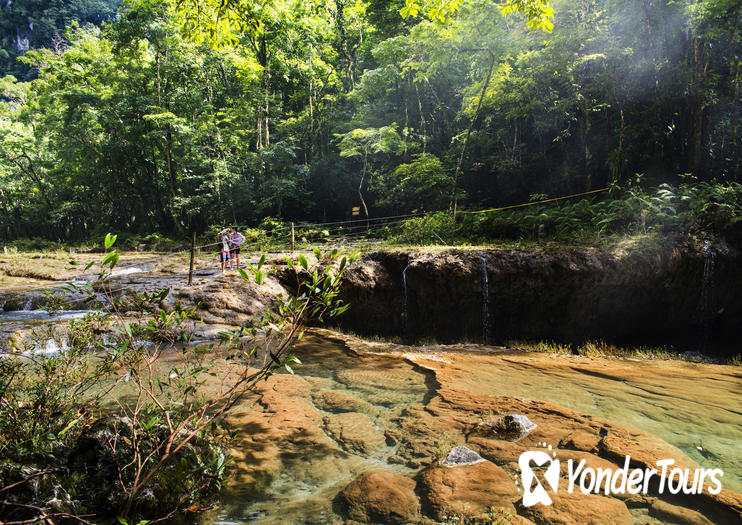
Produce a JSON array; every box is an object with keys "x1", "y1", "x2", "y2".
[
  {"x1": 188, "y1": 231, "x2": 196, "y2": 286},
  {"x1": 290, "y1": 222, "x2": 295, "y2": 255}
]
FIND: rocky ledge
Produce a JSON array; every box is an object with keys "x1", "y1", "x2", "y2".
[{"x1": 334, "y1": 238, "x2": 742, "y2": 352}]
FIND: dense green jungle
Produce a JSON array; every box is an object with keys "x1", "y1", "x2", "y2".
[{"x1": 1, "y1": 1, "x2": 742, "y2": 525}]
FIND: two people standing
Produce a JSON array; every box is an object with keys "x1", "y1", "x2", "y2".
[{"x1": 217, "y1": 226, "x2": 246, "y2": 272}]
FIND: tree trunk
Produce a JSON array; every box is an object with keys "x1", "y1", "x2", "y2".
[
  {"x1": 581, "y1": 88, "x2": 593, "y2": 191},
  {"x1": 334, "y1": 0, "x2": 355, "y2": 90},
  {"x1": 359, "y1": 152, "x2": 370, "y2": 228},
  {"x1": 256, "y1": 36, "x2": 270, "y2": 151},
  {"x1": 691, "y1": 35, "x2": 708, "y2": 176},
  {"x1": 451, "y1": 48, "x2": 495, "y2": 218},
  {"x1": 165, "y1": 129, "x2": 183, "y2": 233},
  {"x1": 309, "y1": 50, "x2": 314, "y2": 160},
  {"x1": 414, "y1": 80, "x2": 427, "y2": 153},
  {"x1": 732, "y1": 38, "x2": 740, "y2": 180}
]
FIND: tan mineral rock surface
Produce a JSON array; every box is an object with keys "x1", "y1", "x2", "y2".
[{"x1": 204, "y1": 332, "x2": 742, "y2": 525}]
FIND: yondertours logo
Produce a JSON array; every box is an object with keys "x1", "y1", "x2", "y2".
[{"x1": 517, "y1": 443, "x2": 724, "y2": 507}]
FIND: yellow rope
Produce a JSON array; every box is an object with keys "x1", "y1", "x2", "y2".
[{"x1": 457, "y1": 187, "x2": 611, "y2": 215}]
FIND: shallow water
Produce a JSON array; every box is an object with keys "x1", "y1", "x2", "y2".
[
  {"x1": 1, "y1": 306, "x2": 739, "y2": 519},
  {"x1": 407, "y1": 347, "x2": 742, "y2": 493},
  {"x1": 208, "y1": 336, "x2": 430, "y2": 525},
  {"x1": 0, "y1": 310, "x2": 92, "y2": 323},
  {"x1": 207, "y1": 338, "x2": 742, "y2": 524}
]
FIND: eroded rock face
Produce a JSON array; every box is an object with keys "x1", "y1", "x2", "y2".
[
  {"x1": 341, "y1": 471, "x2": 419, "y2": 524},
  {"x1": 335, "y1": 242, "x2": 742, "y2": 351}
]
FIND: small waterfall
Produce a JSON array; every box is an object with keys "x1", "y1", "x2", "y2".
[
  {"x1": 478, "y1": 252, "x2": 491, "y2": 342},
  {"x1": 402, "y1": 255, "x2": 413, "y2": 335},
  {"x1": 699, "y1": 239, "x2": 716, "y2": 350},
  {"x1": 23, "y1": 297, "x2": 33, "y2": 310},
  {"x1": 111, "y1": 267, "x2": 143, "y2": 277}
]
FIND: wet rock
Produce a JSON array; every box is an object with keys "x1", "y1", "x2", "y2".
[
  {"x1": 598, "y1": 434, "x2": 697, "y2": 473},
  {"x1": 341, "y1": 471, "x2": 419, "y2": 524},
  {"x1": 323, "y1": 412, "x2": 386, "y2": 455},
  {"x1": 559, "y1": 430, "x2": 600, "y2": 452},
  {"x1": 172, "y1": 272, "x2": 287, "y2": 324},
  {"x1": 517, "y1": 491, "x2": 633, "y2": 525},
  {"x1": 419, "y1": 460, "x2": 519, "y2": 519},
  {"x1": 440, "y1": 445, "x2": 486, "y2": 467},
  {"x1": 480, "y1": 414, "x2": 537, "y2": 442},
  {"x1": 649, "y1": 500, "x2": 713, "y2": 525},
  {"x1": 312, "y1": 390, "x2": 373, "y2": 414}
]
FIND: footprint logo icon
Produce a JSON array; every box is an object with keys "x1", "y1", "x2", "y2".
[{"x1": 519, "y1": 450, "x2": 560, "y2": 507}]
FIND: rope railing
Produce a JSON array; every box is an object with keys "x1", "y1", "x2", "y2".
[{"x1": 112, "y1": 187, "x2": 612, "y2": 284}]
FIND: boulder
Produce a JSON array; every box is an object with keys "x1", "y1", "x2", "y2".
[
  {"x1": 440, "y1": 445, "x2": 486, "y2": 467},
  {"x1": 479, "y1": 414, "x2": 537, "y2": 442},
  {"x1": 341, "y1": 471, "x2": 419, "y2": 524},
  {"x1": 419, "y1": 460, "x2": 519, "y2": 519}
]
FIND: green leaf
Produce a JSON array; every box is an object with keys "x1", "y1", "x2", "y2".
[
  {"x1": 105, "y1": 233, "x2": 117, "y2": 250},
  {"x1": 298, "y1": 254, "x2": 308, "y2": 270}
]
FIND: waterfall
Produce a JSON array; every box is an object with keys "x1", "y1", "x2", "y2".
[
  {"x1": 479, "y1": 252, "x2": 491, "y2": 342},
  {"x1": 699, "y1": 239, "x2": 716, "y2": 350},
  {"x1": 402, "y1": 255, "x2": 413, "y2": 335}
]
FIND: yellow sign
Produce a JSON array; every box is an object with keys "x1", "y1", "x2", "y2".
[{"x1": 352, "y1": 206, "x2": 360, "y2": 216}]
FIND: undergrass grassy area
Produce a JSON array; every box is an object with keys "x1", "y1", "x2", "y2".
[{"x1": 507, "y1": 339, "x2": 741, "y2": 366}]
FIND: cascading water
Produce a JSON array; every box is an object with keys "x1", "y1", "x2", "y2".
[
  {"x1": 699, "y1": 239, "x2": 716, "y2": 351},
  {"x1": 401, "y1": 255, "x2": 413, "y2": 335},
  {"x1": 478, "y1": 252, "x2": 490, "y2": 342}
]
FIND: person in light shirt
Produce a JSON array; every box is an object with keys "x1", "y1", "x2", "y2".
[
  {"x1": 217, "y1": 228, "x2": 231, "y2": 273},
  {"x1": 229, "y1": 226, "x2": 246, "y2": 269}
]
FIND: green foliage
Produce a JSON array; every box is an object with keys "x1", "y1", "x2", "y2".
[
  {"x1": 0, "y1": 236, "x2": 359, "y2": 523},
  {"x1": 374, "y1": 153, "x2": 452, "y2": 212},
  {"x1": 390, "y1": 211, "x2": 456, "y2": 244},
  {"x1": 0, "y1": 0, "x2": 120, "y2": 79},
  {"x1": 0, "y1": 0, "x2": 741, "y2": 247},
  {"x1": 400, "y1": 0, "x2": 554, "y2": 33},
  {"x1": 384, "y1": 182, "x2": 742, "y2": 244}
]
